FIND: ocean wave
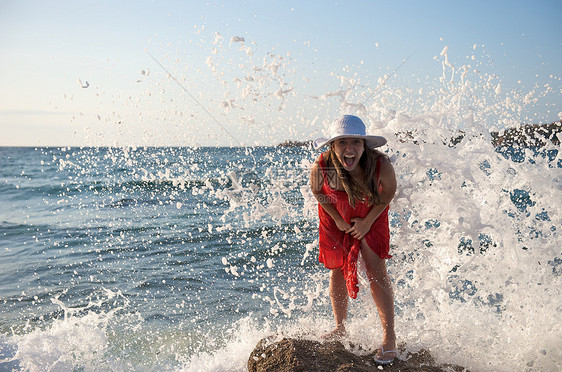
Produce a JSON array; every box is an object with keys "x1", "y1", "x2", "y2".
[{"x1": 1, "y1": 142, "x2": 560, "y2": 372}]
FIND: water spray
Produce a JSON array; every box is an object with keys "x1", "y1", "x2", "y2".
[
  {"x1": 353, "y1": 53, "x2": 414, "y2": 115},
  {"x1": 146, "y1": 50, "x2": 245, "y2": 147}
]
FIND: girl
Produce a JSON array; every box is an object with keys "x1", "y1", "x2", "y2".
[{"x1": 310, "y1": 115, "x2": 397, "y2": 365}]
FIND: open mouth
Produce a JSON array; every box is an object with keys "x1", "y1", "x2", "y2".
[{"x1": 343, "y1": 155, "x2": 356, "y2": 168}]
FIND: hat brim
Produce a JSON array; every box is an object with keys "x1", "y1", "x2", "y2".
[{"x1": 313, "y1": 134, "x2": 387, "y2": 149}]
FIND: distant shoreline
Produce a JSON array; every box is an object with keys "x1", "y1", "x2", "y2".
[
  {"x1": 490, "y1": 121, "x2": 561, "y2": 147},
  {"x1": 276, "y1": 140, "x2": 314, "y2": 148},
  {"x1": 278, "y1": 121, "x2": 561, "y2": 148}
]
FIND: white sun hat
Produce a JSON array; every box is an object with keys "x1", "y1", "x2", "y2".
[{"x1": 313, "y1": 115, "x2": 387, "y2": 149}]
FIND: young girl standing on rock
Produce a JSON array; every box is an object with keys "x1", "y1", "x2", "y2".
[{"x1": 310, "y1": 115, "x2": 397, "y2": 365}]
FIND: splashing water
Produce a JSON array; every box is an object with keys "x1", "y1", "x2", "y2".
[{"x1": 1, "y1": 34, "x2": 561, "y2": 372}]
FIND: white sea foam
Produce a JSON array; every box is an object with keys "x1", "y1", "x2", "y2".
[{"x1": 6, "y1": 291, "x2": 127, "y2": 372}]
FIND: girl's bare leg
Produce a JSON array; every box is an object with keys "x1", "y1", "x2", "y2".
[
  {"x1": 361, "y1": 240, "x2": 396, "y2": 358},
  {"x1": 323, "y1": 268, "x2": 348, "y2": 339}
]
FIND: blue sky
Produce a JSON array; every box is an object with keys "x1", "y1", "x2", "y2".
[{"x1": 0, "y1": 0, "x2": 560, "y2": 146}]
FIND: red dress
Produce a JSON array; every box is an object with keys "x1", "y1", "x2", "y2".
[{"x1": 317, "y1": 153, "x2": 391, "y2": 299}]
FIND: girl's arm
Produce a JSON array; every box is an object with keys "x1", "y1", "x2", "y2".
[{"x1": 310, "y1": 158, "x2": 352, "y2": 232}]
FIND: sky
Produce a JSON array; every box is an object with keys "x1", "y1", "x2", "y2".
[{"x1": 0, "y1": 0, "x2": 560, "y2": 146}]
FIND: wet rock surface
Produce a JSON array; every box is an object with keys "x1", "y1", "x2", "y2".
[{"x1": 248, "y1": 337, "x2": 468, "y2": 372}]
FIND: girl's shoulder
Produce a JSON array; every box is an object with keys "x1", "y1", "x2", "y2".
[
  {"x1": 311, "y1": 151, "x2": 330, "y2": 175},
  {"x1": 376, "y1": 154, "x2": 396, "y2": 182},
  {"x1": 371, "y1": 150, "x2": 391, "y2": 167},
  {"x1": 378, "y1": 153, "x2": 393, "y2": 167},
  {"x1": 314, "y1": 151, "x2": 331, "y2": 166}
]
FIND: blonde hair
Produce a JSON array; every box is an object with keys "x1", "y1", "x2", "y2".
[{"x1": 328, "y1": 145, "x2": 385, "y2": 206}]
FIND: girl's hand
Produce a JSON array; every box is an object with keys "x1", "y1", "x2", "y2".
[
  {"x1": 348, "y1": 217, "x2": 372, "y2": 240},
  {"x1": 335, "y1": 218, "x2": 352, "y2": 232}
]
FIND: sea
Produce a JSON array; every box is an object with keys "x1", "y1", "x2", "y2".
[{"x1": 0, "y1": 138, "x2": 560, "y2": 371}]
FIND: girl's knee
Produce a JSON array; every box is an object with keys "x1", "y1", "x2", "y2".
[{"x1": 365, "y1": 267, "x2": 384, "y2": 283}]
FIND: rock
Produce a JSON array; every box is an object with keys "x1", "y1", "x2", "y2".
[
  {"x1": 490, "y1": 121, "x2": 561, "y2": 147},
  {"x1": 248, "y1": 337, "x2": 468, "y2": 372},
  {"x1": 276, "y1": 140, "x2": 313, "y2": 148}
]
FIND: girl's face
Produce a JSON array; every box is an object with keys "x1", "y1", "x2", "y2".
[{"x1": 332, "y1": 137, "x2": 365, "y2": 172}]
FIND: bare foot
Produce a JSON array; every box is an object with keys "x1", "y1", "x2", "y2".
[{"x1": 320, "y1": 326, "x2": 346, "y2": 341}]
